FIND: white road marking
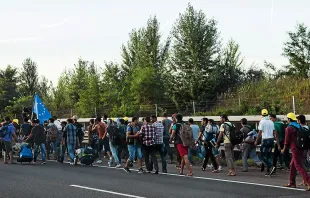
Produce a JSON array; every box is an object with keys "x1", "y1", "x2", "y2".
[
  {"x1": 49, "y1": 160, "x2": 306, "y2": 192},
  {"x1": 70, "y1": 184, "x2": 146, "y2": 198}
]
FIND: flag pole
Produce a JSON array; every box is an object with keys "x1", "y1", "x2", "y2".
[{"x1": 31, "y1": 93, "x2": 36, "y2": 120}]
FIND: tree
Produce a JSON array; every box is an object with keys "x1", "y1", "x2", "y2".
[
  {"x1": 168, "y1": 3, "x2": 221, "y2": 108},
  {"x1": 0, "y1": 65, "x2": 19, "y2": 112},
  {"x1": 283, "y1": 23, "x2": 310, "y2": 78},
  {"x1": 19, "y1": 58, "x2": 39, "y2": 96}
]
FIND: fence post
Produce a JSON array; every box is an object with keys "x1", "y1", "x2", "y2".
[
  {"x1": 95, "y1": 107, "x2": 97, "y2": 118},
  {"x1": 292, "y1": 96, "x2": 296, "y2": 114},
  {"x1": 70, "y1": 109, "x2": 73, "y2": 118},
  {"x1": 193, "y1": 101, "x2": 196, "y2": 116},
  {"x1": 155, "y1": 104, "x2": 158, "y2": 117}
]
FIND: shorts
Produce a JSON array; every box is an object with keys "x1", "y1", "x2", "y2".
[
  {"x1": 128, "y1": 144, "x2": 142, "y2": 162},
  {"x1": 3, "y1": 141, "x2": 12, "y2": 153},
  {"x1": 177, "y1": 144, "x2": 189, "y2": 157},
  {"x1": 99, "y1": 138, "x2": 111, "y2": 152},
  {"x1": 212, "y1": 147, "x2": 220, "y2": 157}
]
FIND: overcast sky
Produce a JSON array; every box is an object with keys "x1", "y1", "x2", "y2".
[{"x1": 0, "y1": 0, "x2": 309, "y2": 84}]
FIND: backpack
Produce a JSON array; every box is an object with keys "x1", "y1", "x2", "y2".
[
  {"x1": 80, "y1": 146, "x2": 95, "y2": 165},
  {"x1": 224, "y1": 123, "x2": 243, "y2": 145},
  {"x1": 178, "y1": 123, "x2": 195, "y2": 147},
  {"x1": 296, "y1": 125, "x2": 310, "y2": 150},
  {"x1": 107, "y1": 125, "x2": 121, "y2": 145},
  {"x1": 0, "y1": 125, "x2": 9, "y2": 138},
  {"x1": 48, "y1": 124, "x2": 58, "y2": 141}
]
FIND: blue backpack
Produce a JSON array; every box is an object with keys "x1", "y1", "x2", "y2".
[{"x1": 0, "y1": 125, "x2": 9, "y2": 138}]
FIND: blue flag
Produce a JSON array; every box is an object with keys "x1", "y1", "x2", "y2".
[{"x1": 32, "y1": 94, "x2": 52, "y2": 124}]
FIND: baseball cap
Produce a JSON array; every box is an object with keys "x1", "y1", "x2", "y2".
[{"x1": 261, "y1": 109, "x2": 268, "y2": 116}]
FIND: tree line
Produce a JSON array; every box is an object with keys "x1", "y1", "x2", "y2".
[{"x1": 1, "y1": 4, "x2": 310, "y2": 119}]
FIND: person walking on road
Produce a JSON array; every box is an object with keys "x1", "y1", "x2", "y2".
[
  {"x1": 240, "y1": 118, "x2": 263, "y2": 172},
  {"x1": 188, "y1": 118, "x2": 200, "y2": 165},
  {"x1": 255, "y1": 109, "x2": 278, "y2": 176},
  {"x1": 282, "y1": 113, "x2": 310, "y2": 191},
  {"x1": 170, "y1": 114, "x2": 193, "y2": 176},
  {"x1": 1, "y1": 117, "x2": 18, "y2": 164},
  {"x1": 64, "y1": 119, "x2": 79, "y2": 165},
  {"x1": 216, "y1": 115, "x2": 236, "y2": 176},
  {"x1": 162, "y1": 113, "x2": 174, "y2": 164}
]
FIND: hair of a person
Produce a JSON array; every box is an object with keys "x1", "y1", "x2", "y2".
[
  {"x1": 5, "y1": 117, "x2": 10, "y2": 122},
  {"x1": 202, "y1": 118, "x2": 208, "y2": 122},
  {"x1": 90, "y1": 119, "x2": 95, "y2": 124},
  {"x1": 240, "y1": 118, "x2": 247, "y2": 125},
  {"x1": 145, "y1": 116, "x2": 151, "y2": 123},
  {"x1": 163, "y1": 113, "x2": 168, "y2": 117},
  {"x1": 95, "y1": 117, "x2": 101, "y2": 122},
  {"x1": 132, "y1": 117, "x2": 138, "y2": 123},
  {"x1": 119, "y1": 119, "x2": 125, "y2": 124},
  {"x1": 209, "y1": 119, "x2": 215, "y2": 124},
  {"x1": 176, "y1": 114, "x2": 183, "y2": 121},
  {"x1": 269, "y1": 114, "x2": 277, "y2": 119},
  {"x1": 103, "y1": 114, "x2": 108, "y2": 120},
  {"x1": 61, "y1": 121, "x2": 67, "y2": 125},
  {"x1": 297, "y1": 114, "x2": 306, "y2": 124},
  {"x1": 151, "y1": 115, "x2": 157, "y2": 119},
  {"x1": 53, "y1": 116, "x2": 58, "y2": 120},
  {"x1": 288, "y1": 118, "x2": 296, "y2": 122},
  {"x1": 67, "y1": 119, "x2": 74, "y2": 123},
  {"x1": 49, "y1": 118, "x2": 55, "y2": 123},
  {"x1": 188, "y1": 118, "x2": 194, "y2": 124},
  {"x1": 24, "y1": 117, "x2": 29, "y2": 122}
]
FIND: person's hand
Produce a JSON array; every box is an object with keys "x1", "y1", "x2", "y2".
[
  {"x1": 281, "y1": 149, "x2": 285, "y2": 154},
  {"x1": 278, "y1": 145, "x2": 281, "y2": 151},
  {"x1": 254, "y1": 141, "x2": 257, "y2": 146},
  {"x1": 215, "y1": 143, "x2": 219, "y2": 148}
]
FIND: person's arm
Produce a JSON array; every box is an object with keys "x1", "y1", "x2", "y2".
[
  {"x1": 24, "y1": 128, "x2": 33, "y2": 141},
  {"x1": 215, "y1": 131, "x2": 223, "y2": 148},
  {"x1": 254, "y1": 131, "x2": 262, "y2": 146},
  {"x1": 88, "y1": 126, "x2": 91, "y2": 144},
  {"x1": 281, "y1": 128, "x2": 290, "y2": 153},
  {"x1": 12, "y1": 132, "x2": 18, "y2": 142},
  {"x1": 92, "y1": 124, "x2": 98, "y2": 131},
  {"x1": 273, "y1": 130, "x2": 281, "y2": 150}
]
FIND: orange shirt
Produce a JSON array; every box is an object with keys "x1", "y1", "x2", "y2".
[{"x1": 97, "y1": 122, "x2": 107, "y2": 139}]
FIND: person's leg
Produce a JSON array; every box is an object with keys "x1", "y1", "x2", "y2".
[
  {"x1": 284, "y1": 147, "x2": 291, "y2": 169},
  {"x1": 109, "y1": 142, "x2": 120, "y2": 165},
  {"x1": 202, "y1": 144, "x2": 209, "y2": 169},
  {"x1": 175, "y1": 143, "x2": 181, "y2": 167},
  {"x1": 60, "y1": 145, "x2": 66, "y2": 163},
  {"x1": 46, "y1": 141, "x2": 51, "y2": 160},
  {"x1": 97, "y1": 139, "x2": 104, "y2": 162},
  {"x1": 248, "y1": 146, "x2": 262, "y2": 167},
  {"x1": 260, "y1": 140, "x2": 268, "y2": 170},
  {"x1": 33, "y1": 144, "x2": 39, "y2": 162},
  {"x1": 67, "y1": 144, "x2": 75, "y2": 163},
  {"x1": 242, "y1": 143, "x2": 250, "y2": 171},
  {"x1": 136, "y1": 146, "x2": 143, "y2": 169},
  {"x1": 103, "y1": 138, "x2": 111, "y2": 159},
  {"x1": 224, "y1": 143, "x2": 235, "y2": 175},
  {"x1": 150, "y1": 145, "x2": 159, "y2": 172},
  {"x1": 183, "y1": 155, "x2": 193, "y2": 175},
  {"x1": 266, "y1": 139, "x2": 274, "y2": 170},
  {"x1": 125, "y1": 145, "x2": 134, "y2": 169},
  {"x1": 40, "y1": 143, "x2": 46, "y2": 162},
  {"x1": 160, "y1": 144, "x2": 167, "y2": 172},
  {"x1": 207, "y1": 143, "x2": 218, "y2": 171},
  {"x1": 143, "y1": 145, "x2": 151, "y2": 171},
  {"x1": 164, "y1": 138, "x2": 173, "y2": 162},
  {"x1": 51, "y1": 141, "x2": 57, "y2": 160},
  {"x1": 188, "y1": 147, "x2": 193, "y2": 164},
  {"x1": 292, "y1": 149, "x2": 310, "y2": 185},
  {"x1": 289, "y1": 158, "x2": 297, "y2": 186},
  {"x1": 273, "y1": 143, "x2": 280, "y2": 169}
]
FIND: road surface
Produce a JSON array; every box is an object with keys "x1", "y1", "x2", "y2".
[{"x1": 0, "y1": 159, "x2": 309, "y2": 198}]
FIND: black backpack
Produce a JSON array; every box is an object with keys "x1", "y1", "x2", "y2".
[
  {"x1": 224, "y1": 123, "x2": 243, "y2": 145},
  {"x1": 0, "y1": 125, "x2": 9, "y2": 138},
  {"x1": 295, "y1": 125, "x2": 310, "y2": 150},
  {"x1": 107, "y1": 125, "x2": 121, "y2": 145}
]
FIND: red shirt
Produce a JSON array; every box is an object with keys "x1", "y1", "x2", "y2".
[{"x1": 284, "y1": 126, "x2": 298, "y2": 150}]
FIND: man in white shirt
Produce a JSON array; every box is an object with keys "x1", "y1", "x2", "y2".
[{"x1": 255, "y1": 109, "x2": 276, "y2": 176}]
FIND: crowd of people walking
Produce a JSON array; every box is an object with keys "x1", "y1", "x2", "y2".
[{"x1": 0, "y1": 109, "x2": 309, "y2": 191}]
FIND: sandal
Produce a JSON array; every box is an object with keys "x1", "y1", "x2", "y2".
[
  {"x1": 186, "y1": 173, "x2": 193, "y2": 177},
  {"x1": 283, "y1": 184, "x2": 296, "y2": 188}
]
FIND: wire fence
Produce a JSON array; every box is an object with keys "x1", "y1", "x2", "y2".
[{"x1": 50, "y1": 96, "x2": 310, "y2": 119}]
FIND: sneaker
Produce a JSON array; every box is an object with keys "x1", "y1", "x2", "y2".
[
  {"x1": 218, "y1": 166, "x2": 223, "y2": 171},
  {"x1": 269, "y1": 166, "x2": 276, "y2": 175},
  {"x1": 115, "y1": 164, "x2": 122, "y2": 168},
  {"x1": 162, "y1": 170, "x2": 167, "y2": 173},
  {"x1": 123, "y1": 167, "x2": 131, "y2": 173},
  {"x1": 108, "y1": 161, "x2": 112, "y2": 167},
  {"x1": 97, "y1": 160, "x2": 102, "y2": 164},
  {"x1": 138, "y1": 168, "x2": 145, "y2": 174},
  {"x1": 69, "y1": 162, "x2": 74, "y2": 165},
  {"x1": 154, "y1": 171, "x2": 159, "y2": 174},
  {"x1": 265, "y1": 172, "x2": 271, "y2": 176},
  {"x1": 260, "y1": 163, "x2": 265, "y2": 172},
  {"x1": 201, "y1": 167, "x2": 206, "y2": 171},
  {"x1": 42, "y1": 162, "x2": 46, "y2": 165},
  {"x1": 74, "y1": 158, "x2": 77, "y2": 165}
]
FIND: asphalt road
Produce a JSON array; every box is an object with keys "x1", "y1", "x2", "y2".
[{"x1": 1, "y1": 159, "x2": 309, "y2": 198}]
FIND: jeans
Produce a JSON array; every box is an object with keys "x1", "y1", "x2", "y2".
[
  {"x1": 242, "y1": 143, "x2": 262, "y2": 171},
  {"x1": 67, "y1": 144, "x2": 76, "y2": 163},
  {"x1": 128, "y1": 144, "x2": 142, "y2": 162},
  {"x1": 143, "y1": 145, "x2": 159, "y2": 172},
  {"x1": 260, "y1": 138, "x2": 274, "y2": 169},
  {"x1": 163, "y1": 138, "x2": 173, "y2": 161},
  {"x1": 34, "y1": 143, "x2": 46, "y2": 162},
  {"x1": 60, "y1": 145, "x2": 67, "y2": 163},
  {"x1": 109, "y1": 142, "x2": 120, "y2": 165},
  {"x1": 202, "y1": 142, "x2": 218, "y2": 170},
  {"x1": 46, "y1": 140, "x2": 57, "y2": 159},
  {"x1": 224, "y1": 143, "x2": 235, "y2": 169},
  {"x1": 150, "y1": 144, "x2": 167, "y2": 172},
  {"x1": 188, "y1": 146, "x2": 195, "y2": 164},
  {"x1": 273, "y1": 141, "x2": 291, "y2": 169}
]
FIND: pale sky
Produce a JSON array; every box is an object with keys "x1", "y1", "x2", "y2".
[{"x1": 0, "y1": 0, "x2": 309, "y2": 85}]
